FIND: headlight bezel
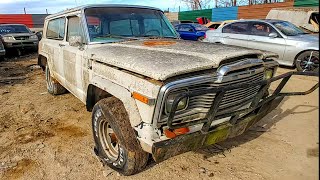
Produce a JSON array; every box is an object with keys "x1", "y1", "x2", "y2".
[
  {"x1": 30, "y1": 35, "x2": 38, "y2": 40},
  {"x1": 2, "y1": 36, "x2": 15, "y2": 41},
  {"x1": 164, "y1": 89, "x2": 189, "y2": 115}
]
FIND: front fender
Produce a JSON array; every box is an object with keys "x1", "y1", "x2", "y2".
[{"x1": 89, "y1": 76, "x2": 143, "y2": 127}]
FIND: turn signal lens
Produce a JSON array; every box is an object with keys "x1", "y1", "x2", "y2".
[
  {"x1": 164, "y1": 127, "x2": 190, "y2": 139},
  {"x1": 264, "y1": 69, "x2": 274, "y2": 80},
  {"x1": 132, "y1": 92, "x2": 155, "y2": 105}
]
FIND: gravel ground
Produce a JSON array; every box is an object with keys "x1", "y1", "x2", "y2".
[{"x1": 0, "y1": 54, "x2": 318, "y2": 180}]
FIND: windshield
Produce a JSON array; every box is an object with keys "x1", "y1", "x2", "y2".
[
  {"x1": 272, "y1": 21, "x2": 307, "y2": 36},
  {"x1": 0, "y1": 25, "x2": 30, "y2": 34},
  {"x1": 84, "y1": 7, "x2": 178, "y2": 43},
  {"x1": 193, "y1": 24, "x2": 209, "y2": 31}
]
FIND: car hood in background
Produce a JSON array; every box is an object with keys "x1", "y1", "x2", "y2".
[
  {"x1": 1, "y1": 33, "x2": 33, "y2": 37},
  {"x1": 87, "y1": 39, "x2": 273, "y2": 81},
  {"x1": 286, "y1": 34, "x2": 319, "y2": 42}
]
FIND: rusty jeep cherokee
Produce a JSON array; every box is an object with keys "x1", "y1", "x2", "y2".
[{"x1": 38, "y1": 4, "x2": 319, "y2": 175}]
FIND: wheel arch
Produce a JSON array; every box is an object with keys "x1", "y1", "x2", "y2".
[
  {"x1": 86, "y1": 77, "x2": 143, "y2": 127},
  {"x1": 38, "y1": 54, "x2": 48, "y2": 71},
  {"x1": 294, "y1": 49, "x2": 319, "y2": 66}
]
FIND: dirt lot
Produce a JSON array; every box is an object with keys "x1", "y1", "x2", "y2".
[{"x1": 0, "y1": 54, "x2": 318, "y2": 180}]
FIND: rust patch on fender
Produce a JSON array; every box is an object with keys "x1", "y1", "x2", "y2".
[{"x1": 143, "y1": 41, "x2": 176, "y2": 47}]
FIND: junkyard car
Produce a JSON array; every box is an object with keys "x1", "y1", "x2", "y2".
[
  {"x1": 174, "y1": 23, "x2": 208, "y2": 41},
  {"x1": 204, "y1": 19, "x2": 319, "y2": 72},
  {"x1": 0, "y1": 24, "x2": 39, "y2": 54},
  {"x1": 38, "y1": 5, "x2": 319, "y2": 175},
  {"x1": 0, "y1": 40, "x2": 5, "y2": 60}
]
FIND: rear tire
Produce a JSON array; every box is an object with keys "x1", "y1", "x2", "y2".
[
  {"x1": 92, "y1": 97, "x2": 149, "y2": 176},
  {"x1": 197, "y1": 36, "x2": 205, "y2": 41},
  {"x1": 295, "y1": 51, "x2": 319, "y2": 72},
  {"x1": 45, "y1": 65, "x2": 67, "y2": 95}
]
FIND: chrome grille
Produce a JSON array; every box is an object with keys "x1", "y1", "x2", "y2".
[
  {"x1": 14, "y1": 36, "x2": 29, "y2": 40},
  {"x1": 159, "y1": 71, "x2": 264, "y2": 124}
]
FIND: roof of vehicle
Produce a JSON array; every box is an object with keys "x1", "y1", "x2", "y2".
[
  {"x1": 0, "y1": 24, "x2": 28, "y2": 26},
  {"x1": 46, "y1": 4, "x2": 162, "y2": 20},
  {"x1": 175, "y1": 23, "x2": 205, "y2": 26}
]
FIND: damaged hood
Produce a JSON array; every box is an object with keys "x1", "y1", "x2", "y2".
[{"x1": 87, "y1": 39, "x2": 272, "y2": 81}]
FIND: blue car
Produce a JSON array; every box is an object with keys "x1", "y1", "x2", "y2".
[{"x1": 174, "y1": 23, "x2": 209, "y2": 41}]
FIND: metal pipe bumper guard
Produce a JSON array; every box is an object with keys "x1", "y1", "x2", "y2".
[{"x1": 152, "y1": 71, "x2": 319, "y2": 162}]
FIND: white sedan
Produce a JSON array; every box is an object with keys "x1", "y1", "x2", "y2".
[{"x1": 203, "y1": 19, "x2": 319, "y2": 72}]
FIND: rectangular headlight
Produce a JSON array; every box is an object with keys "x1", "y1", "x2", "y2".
[{"x1": 165, "y1": 90, "x2": 189, "y2": 114}]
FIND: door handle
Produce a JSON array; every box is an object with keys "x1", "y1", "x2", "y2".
[
  {"x1": 249, "y1": 39, "x2": 256, "y2": 41},
  {"x1": 59, "y1": 44, "x2": 65, "y2": 47},
  {"x1": 225, "y1": 36, "x2": 230, "y2": 38}
]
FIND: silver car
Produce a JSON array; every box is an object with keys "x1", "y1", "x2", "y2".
[{"x1": 204, "y1": 19, "x2": 319, "y2": 72}]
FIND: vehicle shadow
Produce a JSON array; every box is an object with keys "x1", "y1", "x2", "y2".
[{"x1": 196, "y1": 97, "x2": 318, "y2": 158}]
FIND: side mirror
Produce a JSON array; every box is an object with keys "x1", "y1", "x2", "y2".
[
  {"x1": 32, "y1": 31, "x2": 35, "y2": 33},
  {"x1": 269, "y1": 33, "x2": 278, "y2": 38},
  {"x1": 189, "y1": 29, "x2": 194, "y2": 32},
  {"x1": 69, "y1": 36, "x2": 83, "y2": 47}
]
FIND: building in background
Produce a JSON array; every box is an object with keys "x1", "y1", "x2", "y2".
[{"x1": 0, "y1": 14, "x2": 48, "y2": 32}]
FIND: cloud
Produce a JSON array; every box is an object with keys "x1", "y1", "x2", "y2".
[{"x1": 0, "y1": 0, "x2": 184, "y2": 14}]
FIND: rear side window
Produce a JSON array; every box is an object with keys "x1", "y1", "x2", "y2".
[
  {"x1": 46, "y1": 18, "x2": 66, "y2": 40},
  {"x1": 222, "y1": 22, "x2": 249, "y2": 34}
]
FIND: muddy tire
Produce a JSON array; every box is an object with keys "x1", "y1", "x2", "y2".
[
  {"x1": 92, "y1": 97, "x2": 149, "y2": 176},
  {"x1": 295, "y1": 51, "x2": 319, "y2": 72},
  {"x1": 45, "y1": 65, "x2": 67, "y2": 95}
]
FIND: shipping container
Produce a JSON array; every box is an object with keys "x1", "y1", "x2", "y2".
[
  {"x1": 178, "y1": 9, "x2": 212, "y2": 22},
  {"x1": 212, "y1": 7, "x2": 238, "y2": 22},
  {"x1": 294, "y1": 0, "x2": 319, "y2": 7}
]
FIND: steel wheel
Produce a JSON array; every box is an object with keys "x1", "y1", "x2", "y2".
[
  {"x1": 99, "y1": 120, "x2": 119, "y2": 161},
  {"x1": 296, "y1": 51, "x2": 319, "y2": 72}
]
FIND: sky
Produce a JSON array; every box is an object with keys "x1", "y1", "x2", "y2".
[{"x1": 0, "y1": 0, "x2": 196, "y2": 14}]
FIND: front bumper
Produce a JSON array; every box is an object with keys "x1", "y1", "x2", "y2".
[
  {"x1": 3, "y1": 40, "x2": 38, "y2": 49},
  {"x1": 152, "y1": 71, "x2": 319, "y2": 162}
]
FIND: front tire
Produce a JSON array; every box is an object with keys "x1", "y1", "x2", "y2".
[
  {"x1": 92, "y1": 97, "x2": 149, "y2": 176},
  {"x1": 295, "y1": 51, "x2": 319, "y2": 72},
  {"x1": 45, "y1": 65, "x2": 67, "y2": 95}
]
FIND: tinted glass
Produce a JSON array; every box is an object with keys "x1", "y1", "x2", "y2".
[
  {"x1": 0, "y1": 25, "x2": 30, "y2": 34},
  {"x1": 46, "y1": 18, "x2": 65, "y2": 40},
  {"x1": 272, "y1": 21, "x2": 307, "y2": 36},
  {"x1": 222, "y1": 22, "x2": 249, "y2": 34},
  {"x1": 84, "y1": 7, "x2": 177, "y2": 43},
  {"x1": 250, "y1": 22, "x2": 277, "y2": 36},
  {"x1": 179, "y1": 25, "x2": 193, "y2": 32}
]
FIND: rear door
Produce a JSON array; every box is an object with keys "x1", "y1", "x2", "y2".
[
  {"x1": 221, "y1": 22, "x2": 250, "y2": 47},
  {"x1": 44, "y1": 17, "x2": 66, "y2": 84},
  {"x1": 247, "y1": 21, "x2": 286, "y2": 60}
]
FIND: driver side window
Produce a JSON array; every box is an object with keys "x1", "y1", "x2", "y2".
[{"x1": 250, "y1": 22, "x2": 278, "y2": 37}]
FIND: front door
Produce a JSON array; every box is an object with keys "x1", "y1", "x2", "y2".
[
  {"x1": 178, "y1": 24, "x2": 195, "y2": 40},
  {"x1": 62, "y1": 15, "x2": 87, "y2": 102},
  {"x1": 247, "y1": 22, "x2": 286, "y2": 61}
]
